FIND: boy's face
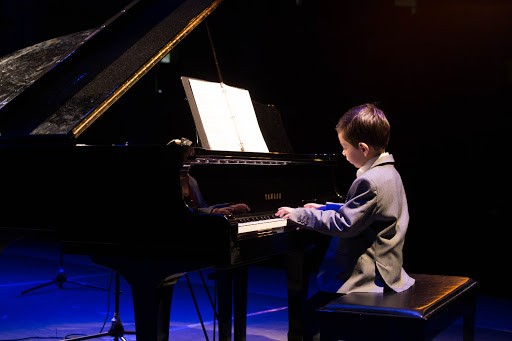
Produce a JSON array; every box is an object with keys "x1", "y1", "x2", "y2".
[{"x1": 338, "y1": 132, "x2": 368, "y2": 169}]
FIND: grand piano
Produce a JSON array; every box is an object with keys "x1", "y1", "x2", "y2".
[{"x1": 0, "y1": 0, "x2": 340, "y2": 340}]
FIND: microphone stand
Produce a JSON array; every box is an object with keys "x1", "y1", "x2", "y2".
[
  {"x1": 63, "y1": 272, "x2": 136, "y2": 341},
  {"x1": 21, "y1": 246, "x2": 107, "y2": 295}
]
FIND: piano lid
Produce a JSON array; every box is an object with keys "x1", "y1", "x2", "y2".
[
  {"x1": 0, "y1": 0, "x2": 223, "y2": 141},
  {"x1": 0, "y1": 29, "x2": 98, "y2": 112}
]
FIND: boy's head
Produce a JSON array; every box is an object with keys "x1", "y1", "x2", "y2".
[{"x1": 336, "y1": 104, "x2": 390, "y2": 168}]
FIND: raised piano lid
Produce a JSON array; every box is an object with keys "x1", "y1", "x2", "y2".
[
  {"x1": 0, "y1": 29, "x2": 98, "y2": 112},
  {"x1": 0, "y1": 0, "x2": 223, "y2": 141}
]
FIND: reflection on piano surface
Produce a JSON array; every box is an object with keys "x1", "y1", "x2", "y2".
[{"x1": 0, "y1": 0, "x2": 342, "y2": 340}]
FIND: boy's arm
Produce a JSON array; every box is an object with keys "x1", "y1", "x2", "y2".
[{"x1": 289, "y1": 178, "x2": 377, "y2": 238}]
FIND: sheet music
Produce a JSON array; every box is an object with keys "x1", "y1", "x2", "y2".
[{"x1": 181, "y1": 77, "x2": 269, "y2": 153}]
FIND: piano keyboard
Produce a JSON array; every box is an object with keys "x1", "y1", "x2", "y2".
[{"x1": 233, "y1": 212, "x2": 288, "y2": 234}]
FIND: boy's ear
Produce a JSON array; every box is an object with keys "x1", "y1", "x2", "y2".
[{"x1": 358, "y1": 142, "x2": 370, "y2": 155}]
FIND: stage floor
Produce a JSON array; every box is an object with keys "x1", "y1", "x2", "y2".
[{"x1": 1, "y1": 238, "x2": 511, "y2": 340}]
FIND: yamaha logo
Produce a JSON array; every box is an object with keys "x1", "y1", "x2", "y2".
[{"x1": 265, "y1": 193, "x2": 282, "y2": 200}]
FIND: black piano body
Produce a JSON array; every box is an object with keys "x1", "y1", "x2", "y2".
[
  {"x1": 0, "y1": 146, "x2": 337, "y2": 341},
  {"x1": 0, "y1": 0, "x2": 341, "y2": 340}
]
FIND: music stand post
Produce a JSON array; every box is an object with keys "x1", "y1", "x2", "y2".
[{"x1": 63, "y1": 272, "x2": 136, "y2": 341}]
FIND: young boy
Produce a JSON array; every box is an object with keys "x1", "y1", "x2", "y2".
[{"x1": 276, "y1": 103, "x2": 415, "y2": 295}]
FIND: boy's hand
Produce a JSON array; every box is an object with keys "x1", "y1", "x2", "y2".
[{"x1": 275, "y1": 206, "x2": 295, "y2": 219}]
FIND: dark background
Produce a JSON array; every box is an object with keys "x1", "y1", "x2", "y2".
[{"x1": 1, "y1": 0, "x2": 511, "y2": 297}]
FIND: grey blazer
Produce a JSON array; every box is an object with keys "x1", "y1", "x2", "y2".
[{"x1": 289, "y1": 154, "x2": 415, "y2": 294}]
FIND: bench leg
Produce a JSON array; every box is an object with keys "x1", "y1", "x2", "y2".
[{"x1": 463, "y1": 294, "x2": 477, "y2": 341}]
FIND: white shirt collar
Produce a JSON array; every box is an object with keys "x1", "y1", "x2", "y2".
[{"x1": 356, "y1": 152, "x2": 389, "y2": 177}]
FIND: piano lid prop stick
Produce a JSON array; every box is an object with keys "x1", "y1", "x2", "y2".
[
  {"x1": 205, "y1": 19, "x2": 223, "y2": 84},
  {"x1": 206, "y1": 19, "x2": 247, "y2": 151}
]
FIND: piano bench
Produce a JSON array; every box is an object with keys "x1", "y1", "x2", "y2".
[{"x1": 313, "y1": 274, "x2": 478, "y2": 341}]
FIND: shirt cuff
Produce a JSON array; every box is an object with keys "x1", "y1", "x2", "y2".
[{"x1": 317, "y1": 202, "x2": 343, "y2": 212}]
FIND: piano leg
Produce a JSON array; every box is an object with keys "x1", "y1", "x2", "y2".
[
  {"x1": 131, "y1": 273, "x2": 183, "y2": 341},
  {"x1": 233, "y1": 267, "x2": 248, "y2": 341},
  {"x1": 91, "y1": 255, "x2": 186, "y2": 341},
  {"x1": 216, "y1": 269, "x2": 232, "y2": 341},
  {"x1": 216, "y1": 250, "x2": 314, "y2": 341},
  {"x1": 216, "y1": 266, "x2": 249, "y2": 341},
  {"x1": 286, "y1": 250, "x2": 310, "y2": 341}
]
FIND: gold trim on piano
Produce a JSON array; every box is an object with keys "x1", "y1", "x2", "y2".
[
  {"x1": 72, "y1": 0, "x2": 225, "y2": 138},
  {"x1": 265, "y1": 193, "x2": 282, "y2": 200}
]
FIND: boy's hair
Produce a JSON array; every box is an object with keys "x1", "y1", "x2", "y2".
[{"x1": 335, "y1": 103, "x2": 390, "y2": 152}]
